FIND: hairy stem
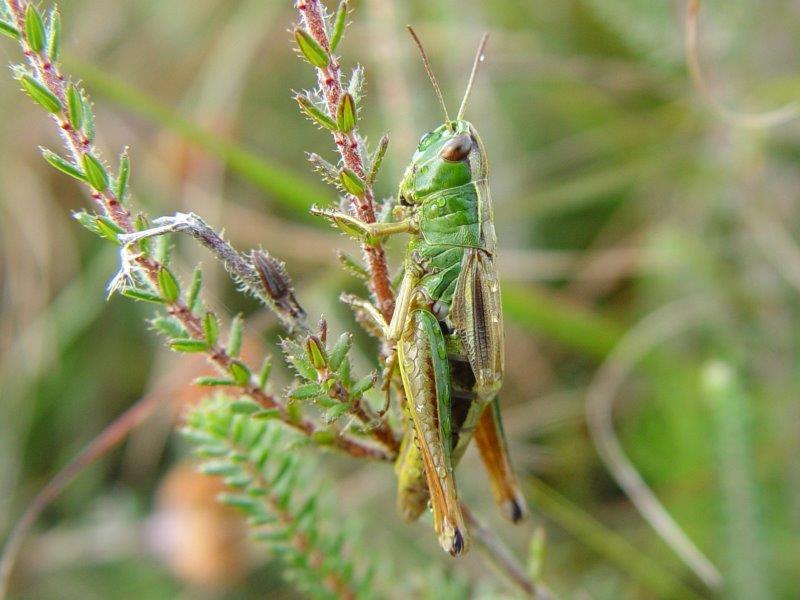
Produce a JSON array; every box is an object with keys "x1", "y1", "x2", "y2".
[
  {"x1": 4, "y1": 0, "x2": 391, "y2": 463},
  {"x1": 296, "y1": 0, "x2": 395, "y2": 320}
]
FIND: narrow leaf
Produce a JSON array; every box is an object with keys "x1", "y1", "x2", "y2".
[
  {"x1": 158, "y1": 267, "x2": 180, "y2": 304},
  {"x1": 258, "y1": 356, "x2": 273, "y2": 389},
  {"x1": 339, "y1": 168, "x2": 364, "y2": 197},
  {"x1": 24, "y1": 5, "x2": 45, "y2": 52},
  {"x1": 229, "y1": 361, "x2": 251, "y2": 386},
  {"x1": 41, "y1": 148, "x2": 86, "y2": 182},
  {"x1": 20, "y1": 74, "x2": 60, "y2": 113},
  {"x1": 294, "y1": 28, "x2": 329, "y2": 68},
  {"x1": 121, "y1": 289, "x2": 165, "y2": 304},
  {"x1": 66, "y1": 84, "x2": 83, "y2": 130},
  {"x1": 0, "y1": 21, "x2": 20, "y2": 40},
  {"x1": 204, "y1": 312, "x2": 219, "y2": 346},
  {"x1": 330, "y1": 1, "x2": 348, "y2": 52},
  {"x1": 227, "y1": 314, "x2": 244, "y2": 357},
  {"x1": 187, "y1": 267, "x2": 203, "y2": 312},
  {"x1": 328, "y1": 332, "x2": 352, "y2": 371},
  {"x1": 336, "y1": 92, "x2": 356, "y2": 132},
  {"x1": 115, "y1": 148, "x2": 130, "y2": 201},
  {"x1": 290, "y1": 382, "x2": 323, "y2": 400},
  {"x1": 170, "y1": 339, "x2": 209, "y2": 353},
  {"x1": 296, "y1": 94, "x2": 336, "y2": 131},
  {"x1": 336, "y1": 251, "x2": 368, "y2": 280},
  {"x1": 82, "y1": 153, "x2": 109, "y2": 191},
  {"x1": 194, "y1": 376, "x2": 236, "y2": 387},
  {"x1": 367, "y1": 133, "x2": 389, "y2": 185},
  {"x1": 46, "y1": 8, "x2": 60, "y2": 61}
]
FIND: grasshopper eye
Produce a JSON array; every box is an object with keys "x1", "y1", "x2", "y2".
[{"x1": 439, "y1": 134, "x2": 472, "y2": 162}]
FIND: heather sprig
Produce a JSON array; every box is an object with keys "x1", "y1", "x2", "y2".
[{"x1": 184, "y1": 395, "x2": 378, "y2": 600}]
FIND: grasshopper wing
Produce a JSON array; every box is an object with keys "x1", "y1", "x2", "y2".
[{"x1": 450, "y1": 247, "x2": 504, "y2": 397}]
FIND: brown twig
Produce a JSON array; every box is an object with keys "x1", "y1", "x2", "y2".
[
  {"x1": 5, "y1": 0, "x2": 392, "y2": 464},
  {"x1": 0, "y1": 390, "x2": 163, "y2": 598},
  {"x1": 462, "y1": 504, "x2": 552, "y2": 599},
  {"x1": 296, "y1": 0, "x2": 395, "y2": 321}
]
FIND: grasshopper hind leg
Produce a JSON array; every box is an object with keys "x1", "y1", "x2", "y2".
[
  {"x1": 397, "y1": 308, "x2": 467, "y2": 556},
  {"x1": 474, "y1": 398, "x2": 527, "y2": 523}
]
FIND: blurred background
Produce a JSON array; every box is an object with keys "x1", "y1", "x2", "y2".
[{"x1": 1, "y1": 0, "x2": 799, "y2": 597}]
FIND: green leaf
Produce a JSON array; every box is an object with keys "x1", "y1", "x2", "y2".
[
  {"x1": 311, "y1": 430, "x2": 335, "y2": 445},
  {"x1": 20, "y1": 74, "x2": 60, "y2": 113},
  {"x1": 150, "y1": 316, "x2": 186, "y2": 338},
  {"x1": 294, "y1": 28, "x2": 329, "y2": 68},
  {"x1": 0, "y1": 20, "x2": 20, "y2": 40},
  {"x1": 158, "y1": 267, "x2": 180, "y2": 304},
  {"x1": 336, "y1": 251, "x2": 368, "y2": 280},
  {"x1": 134, "y1": 213, "x2": 151, "y2": 255},
  {"x1": 24, "y1": 5, "x2": 45, "y2": 53},
  {"x1": 527, "y1": 527, "x2": 547, "y2": 583},
  {"x1": 290, "y1": 382, "x2": 323, "y2": 400},
  {"x1": 82, "y1": 153, "x2": 109, "y2": 192},
  {"x1": 46, "y1": 8, "x2": 61, "y2": 61},
  {"x1": 227, "y1": 314, "x2": 244, "y2": 357},
  {"x1": 115, "y1": 149, "x2": 130, "y2": 201},
  {"x1": 66, "y1": 84, "x2": 83, "y2": 130},
  {"x1": 252, "y1": 408, "x2": 281, "y2": 420},
  {"x1": 339, "y1": 168, "x2": 364, "y2": 197},
  {"x1": 204, "y1": 312, "x2": 219, "y2": 346},
  {"x1": 350, "y1": 373, "x2": 375, "y2": 397},
  {"x1": 94, "y1": 217, "x2": 120, "y2": 244},
  {"x1": 328, "y1": 333, "x2": 352, "y2": 371},
  {"x1": 258, "y1": 356, "x2": 273, "y2": 389},
  {"x1": 41, "y1": 148, "x2": 86, "y2": 182},
  {"x1": 336, "y1": 92, "x2": 356, "y2": 133},
  {"x1": 229, "y1": 360, "x2": 251, "y2": 386},
  {"x1": 121, "y1": 289, "x2": 165, "y2": 304},
  {"x1": 323, "y1": 403, "x2": 349, "y2": 424},
  {"x1": 304, "y1": 335, "x2": 327, "y2": 370},
  {"x1": 187, "y1": 267, "x2": 203, "y2": 312},
  {"x1": 329, "y1": 1, "x2": 348, "y2": 53},
  {"x1": 229, "y1": 399, "x2": 260, "y2": 415},
  {"x1": 170, "y1": 338, "x2": 209, "y2": 353},
  {"x1": 295, "y1": 94, "x2": 336, "y2": 131},
  {"x1": 81, "y1": 91, "x2": 95, "y2": 142},
  {"x1": 194, "y1": 376, "x2": 235, "y2": 387},
  {"x1": 367, "y1": 133, "x2": 389, "y2": 185}
]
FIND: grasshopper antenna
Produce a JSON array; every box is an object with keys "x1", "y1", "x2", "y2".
[
  {"x1": 407, "y1": 26, "x2": 451, "y2": 124},
  {"x1": 457, "y1": 33, "x2": 489, "y2": 121}
]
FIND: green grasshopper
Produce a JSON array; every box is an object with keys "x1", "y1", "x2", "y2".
[{"x1": 314, "y1": 29, "x2": 525, "y2": 556}]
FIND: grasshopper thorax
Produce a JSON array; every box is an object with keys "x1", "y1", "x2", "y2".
[{"x1": 399, "y1": 120, "x2": 487, "y2": 204}]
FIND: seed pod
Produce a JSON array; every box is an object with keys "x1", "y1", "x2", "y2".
[{"x1": 252, "y1": 250, "x2": 306, "y2": 321}]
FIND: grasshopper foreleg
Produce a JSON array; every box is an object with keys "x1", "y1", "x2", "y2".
[{"x1": 312, "y1": 207, "x2": 416, "y2": 245}]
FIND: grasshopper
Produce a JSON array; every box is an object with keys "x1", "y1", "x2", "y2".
[{"x1": 314, "y1": 29, "x2": 525, "y2": 556}]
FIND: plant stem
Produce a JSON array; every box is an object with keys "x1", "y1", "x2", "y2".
[
  {"x1": 5, "y1": 0, "x2": 391, "y2": 464},
  {"x1": 296, "y1": 0, "x2": 395, "y2": 320},
  {"x1": 462, "y1": 504, "x2": 551, "y2": 599}
]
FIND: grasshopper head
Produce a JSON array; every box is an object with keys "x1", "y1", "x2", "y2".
[{"x1": 398, "y1": 120, "x2": 487, "y2": 204}]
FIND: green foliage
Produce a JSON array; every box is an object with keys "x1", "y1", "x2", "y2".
[{"x1": 183, "y1": 397, "x2": 376, "y2": 600}]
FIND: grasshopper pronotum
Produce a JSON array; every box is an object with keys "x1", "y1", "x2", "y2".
[{"x1": 314, "y1": 28, "x2": 526, "y2": 556}]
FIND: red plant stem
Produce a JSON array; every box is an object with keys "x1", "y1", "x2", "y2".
[
  {"x1": 297, "y1": 0, "x2": 395, "y2": 321},
  {"x1": 6, "y1": 0, "x2": 392, "y2": 463}
]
